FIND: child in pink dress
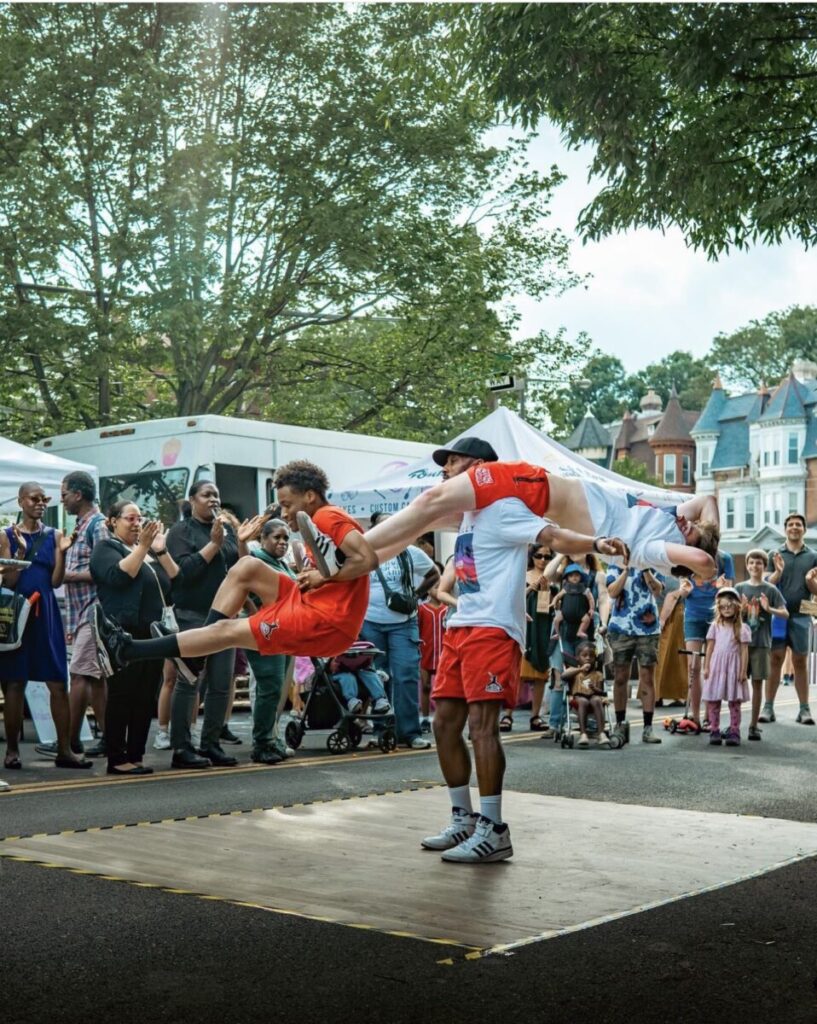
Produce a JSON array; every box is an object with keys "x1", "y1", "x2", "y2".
[{"x1": 702, "y1": 588, "x2": 750, "y2": 747}]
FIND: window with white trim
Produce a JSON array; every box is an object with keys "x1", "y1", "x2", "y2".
[
  {"x1": 745, "y1": 495, "x2": 756, "y2": 530},
  {"x1": 663, "y1": 454, "x2": 676, "y2": 485},
  {"x1": 682, "y1": 454, "x2": 691, "y2": 484},
  {"x1": 788, "y1": 490, "x2": 800, "y2": 515},
  {"x1": 789, "y1": 432, "x2": 800, "y2": 465},
  {"x1": 726, "y1": 497, "x2": 735, "y2": 530}
]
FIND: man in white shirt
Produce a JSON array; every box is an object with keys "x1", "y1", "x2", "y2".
[
  {"x1": 360, "y1": 514, "x2": 439, "y2": 749},
  {"x1": 417, "y1": 441, "x2": 625, "y2": 863}
]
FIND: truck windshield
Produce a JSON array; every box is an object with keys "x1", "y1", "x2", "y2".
[{"x1": 100, "y1": 469, "x2": 190, "y2": 525}]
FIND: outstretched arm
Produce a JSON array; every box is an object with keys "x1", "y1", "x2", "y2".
[
  {"x1": 365, "y1": 475, "x2": 476, "y2": 559},
  {"x1": 677, "y1": 493, "x2": 719, "y2": 525},
  {"x1": 665, "y1": 543, "x2": 716, "y2": 578},
  {"x1": 536, "y1": 523, "x2": 627, "y2": 561}
]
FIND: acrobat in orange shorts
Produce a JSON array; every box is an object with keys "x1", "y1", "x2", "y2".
[
  {"x1": 248, "y1": 574, "x2": 359, "y2": 658},
  {"x1": 432, "y1": 626, "x2": 521, "y2": 707},
  {"x1": 465, "y1": 460, "x2": 550, "y2": 518}
]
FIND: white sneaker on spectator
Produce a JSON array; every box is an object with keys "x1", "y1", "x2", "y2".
[
  {"x1": 372, "y1": 698, "x2": 392, "y2": 715},
  {"x1": 0, "y1": 779, "x2": 10, "y2": 791},
  {"x1": 441, "y1": 815, "x2": 513, "y2": 863},
  {"x1": 153, "y1": 728, "x2": 171, "y2": 751},
  {"x1": 296, "y1": 511, "x2": 340, "y2": 578},
  {"x1": 346, "y1": 697, "x2": 363, "y2": 714},
  {"x1": 420, "y1": 807, "x2": 479, "y2": 850},
  {"x1": 409, "y1": 736, "x2": 431, "y2": 749}
]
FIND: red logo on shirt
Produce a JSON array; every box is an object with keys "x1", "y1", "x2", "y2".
[{"x1": 474, "y1": 466, "x2": 493, "y2": 486}]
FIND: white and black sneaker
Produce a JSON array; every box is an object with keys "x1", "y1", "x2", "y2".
[
  {"x1": 296, "y1": 511, "x2": 341, "y2": 578},
  {"x1": 91, "y1": 603, "x2": 130, "y2": 678},
  {"x1": 150, "y1": 622, "x2": 204, "y2": 686},
  {"x1": 440, "y1": 814, "x2": 513, "y2": 863},
  {"x1": 420, "y1": 807, "x2": 479, "y2": 851},
  {"x1": 372, "y1": 697, "x2": 392, "y2": 715}
]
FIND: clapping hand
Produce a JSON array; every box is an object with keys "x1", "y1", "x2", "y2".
[
  {"x1": 11, "y1": 524, "x2": 26, "y2": 555},
  {"x1": 237, "y1": 515, "x2": 266, "y2": 544},
  {"x1": 806, "y1": 566, "x2": 817, "y2": 586},
  {"x1": 759, "y1": 593, "x2": 771, "y2": 612},
  {"x1": 773, "y1": 551, "x2": 785, "y2": 574},
  {"x1": 138, "y1": 520, "x2": 161, "y2": 550},
  {"x1": 150, "y1": 523, "x2": 168, "y2": 553},
  {"x1": 210, "y1": 516, "x2": 225, "y2": 547}
]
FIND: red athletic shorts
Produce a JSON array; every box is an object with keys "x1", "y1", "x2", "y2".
[
  {"x1": 466, "y1": 461, "x2": 550, "y2": 518},
  {"x1": 432, "y1": 626, "x2": 521, "y2": 707},
  {"x1": 248, "y1": 574, "x2": 356, "y2": 658}
]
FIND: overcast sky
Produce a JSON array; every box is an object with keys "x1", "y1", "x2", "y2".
[{"x1": 511, "y1": 121, "x2": 817, "y2": 374}]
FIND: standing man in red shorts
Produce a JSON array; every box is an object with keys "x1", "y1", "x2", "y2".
[
  {"x1": 92, "y1": 461, "x2": 377, "y2": 678},
  {"x1": 412, "y1": 440, "x2": 626, "y2": 863}
]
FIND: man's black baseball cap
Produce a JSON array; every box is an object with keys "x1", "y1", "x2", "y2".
[{"x1": 432, "y1": 436, "x2": 499, "y2": 466}]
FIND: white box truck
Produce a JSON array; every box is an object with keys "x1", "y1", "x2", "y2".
[{"x1": 35, "y1": 415, "x2": 435, "y2": 523}]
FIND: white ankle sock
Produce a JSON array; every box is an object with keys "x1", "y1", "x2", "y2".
[
  {"x1": 480, "y1": 794, "x2": 502, "y2": 824},
  {"x1": 449, "y1": 785, "x2": 472, "y2": 814}
]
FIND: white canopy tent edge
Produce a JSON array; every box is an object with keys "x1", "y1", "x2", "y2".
[{"x1": 0, "y1": 434, "x2": 98, "y2": 516}]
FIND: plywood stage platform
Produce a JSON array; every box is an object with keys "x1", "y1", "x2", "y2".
[{"x1": 4, "y1": 789, "x2": 817, "y2": 953}]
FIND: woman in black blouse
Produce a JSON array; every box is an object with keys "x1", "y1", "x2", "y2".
[{"x1": 91, "y1": 501, "x2": 180, "y2": 775}]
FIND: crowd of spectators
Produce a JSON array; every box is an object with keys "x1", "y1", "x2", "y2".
[{"x1": 1, "y1": 469, "x2": 816, "y2": 789}]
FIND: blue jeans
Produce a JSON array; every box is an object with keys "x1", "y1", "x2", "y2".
[
  {"x1": 360, "y1": 619, "x2": 422, "y2": 743},
  {"x1": 333, "y1": 669, "x2": 388, "y2": 705}
]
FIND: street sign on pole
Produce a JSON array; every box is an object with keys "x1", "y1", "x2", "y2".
[{"x1": 486, "y1": 375, "x2": 517, "y2": 392}]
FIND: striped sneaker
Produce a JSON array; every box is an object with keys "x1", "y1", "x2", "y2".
[
  {"x1": 420, "y1": 807, "x2": 478, "y2": 851},
  {"x1": 441, "y1": 814, "x2": 513, "y2": 864},
  {"x1": 295, "y1": 511, "x2": 340, "y2": 578}
]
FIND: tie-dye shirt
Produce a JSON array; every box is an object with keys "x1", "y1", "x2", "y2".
[{"x1": 447, "y1": 498, "x2": 552, "y2": 648}]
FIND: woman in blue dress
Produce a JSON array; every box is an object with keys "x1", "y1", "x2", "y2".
[{"x1": 0, "y1": 481, "x2": 91, "y2": 771}]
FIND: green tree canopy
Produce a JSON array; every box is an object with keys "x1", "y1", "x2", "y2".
[
  {"x1": 0, "y1": 3, "x2": 577, "y2": 442},
  {"x1": 711, "y1": 305, "x2": 817, "y2": 391},
  {"x1": 461, "y1": 3, "x2": 817, "y2": 256},
  {"x1": 627, "y1": 351, "x2": 714, "y2": 415}
]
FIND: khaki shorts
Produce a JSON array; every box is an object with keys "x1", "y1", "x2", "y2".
[
  {"x1": 748, "y1": 646, "x2": 771, "y2": 681},
  {"x1": 68, "y1": 621, "x2": 102, "y2": 679},
  {"x1": 608, "y1": 632, "x2": 660, "y2": 667}
]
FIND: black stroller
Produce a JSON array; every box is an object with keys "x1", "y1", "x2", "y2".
[{"x1": 284, "y1": 647, "x2": 397, "y2": 755}]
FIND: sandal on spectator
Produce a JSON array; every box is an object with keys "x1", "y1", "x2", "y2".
[
  {"x1": 54, "y1": 755, "x2": 93, "y2": 770},
  {"x1": 529, "y1": 716, "x2": 546, "y2": 731},
  {"x1": 4, "y1": 754, "x2": 22, "y2": 770},
  {"x1": 499, "y1": 715, "x2": 513, "y2": 733}
]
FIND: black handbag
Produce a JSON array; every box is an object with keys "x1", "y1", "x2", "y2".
[{"x1": 376, "y1": 551, "x2": 418, "y2": 615}]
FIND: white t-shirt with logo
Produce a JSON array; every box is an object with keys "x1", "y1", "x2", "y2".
[
  {"x1": 365, "y1": 544, "x2": 435, "y2": 625},
  {"x1": 446, "y1": 498, "x2": 553, "y2": 647}
]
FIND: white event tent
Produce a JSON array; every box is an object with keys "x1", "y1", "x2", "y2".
[
  {"x1": 0, "y1": 435, "x2": 97, "y2": 514},
  {"x1": 334, "y1": 406, "x2": 684, "y2": 521}
]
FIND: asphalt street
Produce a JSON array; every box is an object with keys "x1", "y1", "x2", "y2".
[{"x1": 3, "y1": 694, "x2": 817, "y2": 1024}]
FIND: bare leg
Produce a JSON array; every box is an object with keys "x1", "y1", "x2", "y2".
[
  {"x1": 639, "y1": 664, "x2": 656, "y2": 714},
  {"x1": 47, "y1": 681, "x2": 81, "y2": 760},
  {"x1": 750, "y1": 679, "x2": 763, "y2": 729},
  {"x1": 432, "y1": 697, "x2": 470, "y2": 787},
  {"x1": 575, "y1": 697, "x2": 589, "y2": 735},
  {"x1": 420, "y1": 668, "x2": 432, "y2": 717},
  {"x1": 530, "y1": 679, "x2": 545, "y2": 720},
  {"x1": 210, "y1": 556, "x2": 282, "y2": 618},
  {"x1": 467, "y1": 701, "x2": 505, "y2": 796},
  {"x1": 792, "y1": 651, "x2": 809, "y2": 706},
  {"x1": 158, "y1": 660, "x2": 176, "y2": 728},
  {"x1": 68, "y1": 675, "x2": 90, "y2": 745},
  {"x1": 365, "y1": 476, "x2": 477, "y2": 560},
  {"x1": 613, "y1": 663, "x2": 630, "y2": 716},
  {"x1": 767, "y1": 647, "x2": 785, "y2": 703},
  {"x1": 687, "y1": 639, "x2": 703, "y2": 720},
  {"x1": 590, "y1": 695, "x2": 606, "y2": 735}
]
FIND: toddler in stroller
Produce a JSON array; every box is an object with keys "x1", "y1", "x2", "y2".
[
  {"x1": 285, "y1": 641, "x2": 398, "y2": 755},
  {"x1": 330, "y1": 641, "x2": 392, "y2": 716},
  {"x1": 560, "y1": 642, "x2": 619, "y2": 749}
]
